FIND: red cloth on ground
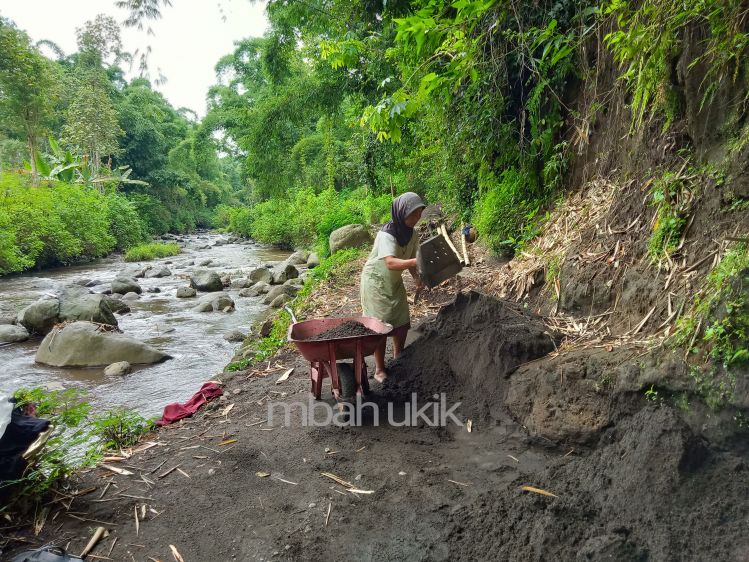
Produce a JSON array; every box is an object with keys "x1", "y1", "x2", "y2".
[{"x1": 156, "y1": 382, "x2": 223, "y2": 426}]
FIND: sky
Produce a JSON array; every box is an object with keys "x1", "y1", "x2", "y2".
[{"x1": 0, "y1": 0, "x2": 269, "y2": 117}]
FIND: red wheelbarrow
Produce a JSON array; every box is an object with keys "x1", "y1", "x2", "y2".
[{"x1": 286, "y1": 310, "x2": 392, "y2": 400}]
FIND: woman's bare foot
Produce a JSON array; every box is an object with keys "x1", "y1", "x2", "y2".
[{"x1": 374, "y1": 369, "x2": 388, "y2": 383}]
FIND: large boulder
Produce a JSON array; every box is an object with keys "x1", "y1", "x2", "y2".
[
  {"x1": 59, "y1": 286, "x2": 118, "y2": 327},
  {"x1": 238, "y1": 282, "x2": 271, "y2": 298},
  {"x1": 190, "y1": 270, "x2": 223, "y2": 292},
  {"x1": 270, "y1": 294, "x2": 292, "y2": 308},
  {"x1": 307, "y1": 252, "x2": 320, "y2": 268},
  {"x1": 0, "y1": 324, "x2": 29, "y2": 343},
  {"x1": 35, "y1": 322, "x2": 171, "y2": 367},
  {"x1": 271, "y1": 263, "x2": 299, "y2": 285},
  {"x1": 329, "y1": 224, "x2": 372, "y2": 254},
  {"x1": 287, "y1": 250, "x2": 310, "y2": 265},
  {"x1": 17, "y1": 298, "x2": 61, "y2": 335},
  {"x1": 249, "y1": 267, "x2": 273, "y2": 284},
  {"x1": 263, "y1": 284, "x2": 298, "y2": 305},
  {"x1": 112, "y1": 277, "x2": 142, "y2": 295},
  {"x1": 144, "y1": 266, "x2": 172, "y2": 278},
  {"x1": 193, "y1": 292, "x2": 235, "y2": 313}
]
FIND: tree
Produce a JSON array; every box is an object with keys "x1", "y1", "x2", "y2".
[
  {"x1": 62, "y1": 15, "x2": 125, "y2": 173},
  {"x1": 0, "y1": 19, "x2": 59, "y2": 182}
]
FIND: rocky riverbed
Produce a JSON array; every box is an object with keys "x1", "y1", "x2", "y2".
[{"x1": 0, "y1": 233, "x2": 294, "y2": 417}]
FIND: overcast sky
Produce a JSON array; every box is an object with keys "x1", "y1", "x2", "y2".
[{"x1": 1, "y1": 0, "x2": 269, "y2": 117}]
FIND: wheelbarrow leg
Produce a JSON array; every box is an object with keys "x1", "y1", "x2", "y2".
[
  {"x1": 310, "y1": 362, "x2": 323, "y2": 399},
  {"x1": 354, "y1": 342, "x2": 364, "y2": 396},
  {"x1": 328, "y1": 342, "x2": 341, "y2": 400}
]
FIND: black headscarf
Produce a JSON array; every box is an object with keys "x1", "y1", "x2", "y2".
[{"x1": 381, "y1": 192, "x2": 426, "y2": 247}]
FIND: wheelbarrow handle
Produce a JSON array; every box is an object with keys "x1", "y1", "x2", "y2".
[{"x1": 284, "y1": 306, "x2": 298, "y2": 324}]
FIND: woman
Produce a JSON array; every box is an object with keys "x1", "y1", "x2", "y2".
[{"x1": 360, "y1": 192, "x2": 426, "y2": 382}]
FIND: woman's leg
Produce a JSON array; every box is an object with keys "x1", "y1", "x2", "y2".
[
  {"x1": 373, "y1": 338, "x2": 387, "y2": 382},
  {"x1": 392, "y1": 324, "x2": 410, "y2": 359}
]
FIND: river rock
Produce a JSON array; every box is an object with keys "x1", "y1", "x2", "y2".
[
  {"x1": 230, "y1": 278, "x2": 254, "y2": 289},
  {"x1": 307, "y1": 252, "x2": 320, "y2": 268},
  {"x1": 270, "y1": 294, "x2": 292, "y2": 308},
  {"x1": 271, "y1": 263, "x2": 299, "y2": 285},
  {"x1": 190, "y1": 270, "x2": 223, "y2": 292},
  {"x1": 263, "y1": 284, "x2": 298, "y2": 305},
  {"x1": 198, "y1": 259, "x2": 213, "y2": 267},
  {"x1": 84, "y1": 279, "x2": 102, "y2": 287},
  {"x1": 35, "y1": 321, "x2": 171, "y2": 367},
  {"x1": 121, "y1": 292, "x2": 140, "y2": 302},
  {"x1": 112, "y1": 277, "x2": 142, "y2": 295},
  {"x1": 59, "y1": 286, "x2": 118, "y2": 327},
  {"x1": 147, "y1": 287, "x2": 161, "y2": 294},
  {"x1": 287, "y1": 250, "x2": 310, "y2": 265},
  {"x1": 104, "y1": 361, "x2": 131, "y2": 376},
  {"x1": 329, "y1": 224, "x2": 372, "y2": 254},
  {"x1": 17, "y1": 298, "x2": 61, "y2": 335},
  {"x1": 249, "y1": 267, "x2": 273, "y2": 284},
  {"x1": 224, "y1": 329, "x2": 245, "y2": 342},
  {"x1": 104, "y1": 297, "x2": 130, "y2": 315},
  {"x1": 176, "y1": 286, "x2": 197, "y2": 298},
  {"x1": 259, "y1": 318, "x2": 274, "y2": 337},
  {"x1": 145, "y1": 266, "x2": 172, "y2": 278},
  {"x1": 284, "y1": 277, "x2": 304, "y2": 288},
  {"x1": 193, "y1": 292, "x2": 235, "y2": 313},
  {"x1": 0, "y1": 324, "x2": 29, "y2": 343}
]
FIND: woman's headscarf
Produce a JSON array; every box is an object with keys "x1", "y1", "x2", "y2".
[{"x1": 381, "y1": 192, "x2": 426, "y2": 247}]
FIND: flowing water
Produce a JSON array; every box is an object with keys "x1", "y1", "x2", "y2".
[{"x1": 0, "y1": 233, "x2": 290, "y2": 417}]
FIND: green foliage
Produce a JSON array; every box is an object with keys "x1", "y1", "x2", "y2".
[
  {"x1": 673, "y1": 243, "x2": 749, "y2": 408},
  {"x1": 473, "y1": 168, "x2": 547, "y2": 256},
  {"x1": 223, "y1": 188, "x2": 390, "y2": 255},
  {"x1": 90, "y1": 408, "x2": 154, "y2": 451},
  {"x1": 0, "y1": 19, "x2": 60, "y2": 180},
  {"x1": 4, "y1": 387, "x2": 154, "y2": 507},
  {"x1": 8, "y1": 388, "x2": 101, "y2": 500},
  {"x1": 124, "y1": 242, "x2": 180, "y2": 262},
  {"x1": 604, "y1": 0, "x2": 749, "y2": 128},
  {"x1": 106, "y1": 193, "x2": 149, "y2": 250},
  {"x1": 0, "y1": 173, "x2": 118, "y2": 274}
]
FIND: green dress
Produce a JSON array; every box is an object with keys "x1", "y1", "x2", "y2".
[{"x1": 360, "y1": 231, "x2": 418, "y2": 328}]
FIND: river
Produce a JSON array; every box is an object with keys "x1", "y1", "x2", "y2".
[{"x1": 0, "y1": 233, "x2": 290, "y2": 417}]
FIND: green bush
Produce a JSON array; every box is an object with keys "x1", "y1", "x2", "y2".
[
  {"x1": 124, "y1": 242, "x2": 181, "y2": 261},
  {"x1": 473, "y1": 167, "x2": 546, "y2": 256},
  {"x1": 0, "y1": 172, "x2": 118, "y2": 274},
  {"x1": 106, "y1": 193, "x2": 149, "y2": 251},
  {"x1": 222, "y1": 187, "x2": 392, "y2": 255}
]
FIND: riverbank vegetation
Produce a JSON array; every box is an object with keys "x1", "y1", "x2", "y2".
[
  {"x1": 124, "y1": 241, "x2": 181, "y2": 262},
  {"x1": 0, "y1": 16, "x2": 244, "y2": 275},
  {"x1": 4, "y1": 387, "x2": 152, "y2": 505}
]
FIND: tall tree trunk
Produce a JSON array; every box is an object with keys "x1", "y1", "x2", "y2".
[{"x1": 27, "y1": 131, "x2": 38, "y2": 187}]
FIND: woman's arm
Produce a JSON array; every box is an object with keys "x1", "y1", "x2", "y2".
[{"x1": 384, "y1": 256, "x2": 417, "y2": 271}]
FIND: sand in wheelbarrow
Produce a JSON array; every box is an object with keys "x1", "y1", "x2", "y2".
[
  {"x1": 306, "y1": 320, "x2": 378, "y2": 341},
  {"x1": 380, "y1": 290, "x2": 561, "y2": 421}
]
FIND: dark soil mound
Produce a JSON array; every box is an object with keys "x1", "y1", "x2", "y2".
[
  {"x1": 382, "y1": 291, "x2": 561, "y2": 420},
  {"x1": 445, "y1": 406, "x2": 749, "y2": 561},
  {"x1": 308, "y1": 320, "x2": 377, "y2": 341}
]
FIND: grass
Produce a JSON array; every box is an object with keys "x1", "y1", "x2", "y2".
[
  {"x1": 672, "y1": 242, "x2": 749, "y2": 409},
  {"x1": 124, "y1": 242, "x2": 181, "y2": 262}
]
